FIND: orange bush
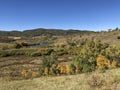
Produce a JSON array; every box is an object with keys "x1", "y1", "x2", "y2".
[
  {"x1": 21, "y1": 70, "x2": 29, "y2": 78},
  {"x1": 97, "y1": 55, "x2": 107, "y2": 69},
  {"x1": 65, "y1": 64, "x2": 71, "y2": 74},
  {"x1": 97, "y1": 55, "x2": 117, "y2": 69}
]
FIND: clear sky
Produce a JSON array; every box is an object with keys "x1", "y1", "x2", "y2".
[{"x1": 0, "y1": 0, "x2": 120, "y2": 31}]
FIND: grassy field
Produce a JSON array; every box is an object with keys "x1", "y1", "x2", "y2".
[{"x1": 0, "y1": 68, "x2": 120, "y2": 90}]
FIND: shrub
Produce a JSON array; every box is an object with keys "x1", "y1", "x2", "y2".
[
  {"x1": 31, "y1": 48, "x2": 54, "y2": 57},
  {"x1": 31, "y1": 72, "x2": 39, "y2": 78},
  {"x1": 52, "y1": 51, "x2": 68, "y2": 56},
  {"x1": 30, "y1": 52, "x2": 41, "y2": 57},
  {"x1": 105, "y1": 46, "x2": 120, "y2": 66},
  {"x1": 51, "y1": 48, "x2": 68, "y2": 56},
  {"x1": 111, "y1": 60, "x2": 117, "y2": 68},
  {"x1": 70, "y1": 64, "x2": 76, "y2": 74},
  {"x1": 71, "y1": 56, "x2": 96, "y2": 74},
  {"x1": 65, "y1": 64, "x2": 71, "y2": 75},
  {"x1": 13, "y1": 42, "x2": 28, "y2": 49},
  {"x1": 14, "y1": 43, "x2": 22, "y2": 49},
  {"x1": 21, "y1": 70, "x2": 29, "y2": 79},
  {"x1": 96, "y1": 55, "x2": 108, "y2": 70},
  {"x1": 21, "y1": 70, "x2": 39, "y2": 79},
  {"x1": 42, "y1": 56, "x2": 58, "y2": 68},
  {"x1": 49, "y1": 64, "x2": 59, "y2": 75},
  {"x1": 82, "y1": 64, "x2": 91, "y2": 73},
  {"x1": 41, "y1": 48, "x2": 53, "y2": 55},
  {"x1": 96, "y1": 54, "x2": 118, "y2": 70},
  {"x1": 39, "y1": 56, "x2": 59, "y2": 76},
  {"x1": 21, "y1": 42, "x2": 28, "y2": 47},
  {"x1": 39, "y1": 66, "x2": 45, "y2": 76},
  {"x1": 44, "y1": 67, "x2": 49, "y2": 76},
  {"x1": 58, "y1": 64, "x2": 66, "y2": 74}
]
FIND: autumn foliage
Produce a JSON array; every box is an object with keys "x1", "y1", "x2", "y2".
[{"x1": 97, "y1": 55, "x2": 117, "y2": 70}]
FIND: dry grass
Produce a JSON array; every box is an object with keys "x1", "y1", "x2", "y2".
[
  {"x1": 0, "y1": 55, "x2": 72, "y2": 79},
  {"x1": 0, "y1": 68, "x2": 120, "y2": 90},
  {"x1": 0, "y1": 56, "x2": 41, "y2": 79}
]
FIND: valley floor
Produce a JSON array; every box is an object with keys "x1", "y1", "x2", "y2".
[{"x1": 1, "y1": 68, "x2": 120, "y2": 90}]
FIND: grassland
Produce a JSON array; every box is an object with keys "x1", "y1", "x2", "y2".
[
  {"x1": 0, "y1": 68, "x2": 120, "y2": 90},
  {"x1": 0, "y1": 29, "x2": 120, "y2": 90}
]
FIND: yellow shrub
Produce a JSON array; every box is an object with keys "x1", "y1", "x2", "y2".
[
  {"x1": 21, "y1": 70, "x2": 40, "y2": 78},
  {"x1": 65, "y1": 64, "x2": 71, "y2": 74},
  {"x1": 60, "y1": 65, "x2": 65, "y2": 74},
  {"x1": 57, "y1": 64, "x2": 65, "y2": 74},
  {"x1": 32, "y1": 72, "x2": 39, "y2": 78},
  {"x1": 97, "y1": 55, "x2": 107, "y2": 69},
  {"x1": 97, "y1": 55, "x2": 118, "y2": 69},
  {"x1": 111, "y1": 60, "x2": 117, "y2": 68},
  {"x1": 21, "y1": 70, "x2": 29, "y2": 77}
]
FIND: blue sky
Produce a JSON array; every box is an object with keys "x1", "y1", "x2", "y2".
[{"x1": 0, "y1": 0, "x2": 120, "y2": 31}]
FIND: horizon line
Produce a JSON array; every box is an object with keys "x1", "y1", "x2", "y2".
[{"x1": 0, "y1": 27, "x2": 119, "y2": 32}]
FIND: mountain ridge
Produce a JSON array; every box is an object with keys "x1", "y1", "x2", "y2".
[{"x1": 0, "y1": 28, "x2": 95, "y2": 37}]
